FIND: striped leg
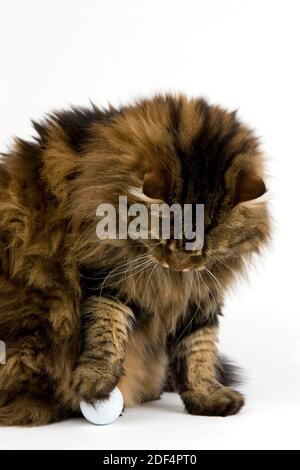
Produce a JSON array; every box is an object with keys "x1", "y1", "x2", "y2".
[
  {"x1": 170, "y1": 321, "x2": 244, "y2": 417},
  {"x1": 72, "y1": 296, "x2": 134, "y2": 403}
]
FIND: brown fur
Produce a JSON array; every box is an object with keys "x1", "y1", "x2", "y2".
[{"x1": 0, "y1": 94, "x2": 270, "y2": 425}]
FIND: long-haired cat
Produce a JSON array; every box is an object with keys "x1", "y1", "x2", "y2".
[{"x1": 0, "y1": 94, "x2": 270, "y2": 425}]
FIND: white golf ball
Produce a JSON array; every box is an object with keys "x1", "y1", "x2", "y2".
[{"x1": 80, "y1": 387, "x2": 124, "y2": 425}]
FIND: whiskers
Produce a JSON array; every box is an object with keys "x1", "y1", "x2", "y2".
[
  {"x1": 211, "y1": 252, "x2": 236, "y2": 276},
  {"x1": 99, "y1": 256, "x2": 155, "y2": 296},
  {"x1": 80, "y1": 244, "x2": 225, "y2": 332},
  {"x1": 173, "y1": 262, "x2": 224, "y2": 346},
  {"x1": 202, "y1": 266, "x2": 222, "y2": 291},
  {"x1": 80, "y1": 244, "x2": 164, "y2": 297}
]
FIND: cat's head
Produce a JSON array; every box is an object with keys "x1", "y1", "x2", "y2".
[
  {"x1": 122, "y1": 95, "x2": 270, "y2": 272},
  {"x1": 72, "y1": 94, "x2": 271, "y2": 272}
]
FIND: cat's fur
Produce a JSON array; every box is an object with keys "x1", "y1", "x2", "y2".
[{"x1": 0, "y1": 95, "x2": 270, "y2": 425}]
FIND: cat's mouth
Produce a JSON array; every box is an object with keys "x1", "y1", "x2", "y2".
[
  {"x1": 150, "y1": 254, "x2": 204, "y2": 272},
  {"x1": 164, "y1": 263, "x2": 204, "y2": 272}
]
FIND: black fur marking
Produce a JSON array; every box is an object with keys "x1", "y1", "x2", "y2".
[
  {"x1": 79, "y1": 265, "x2": 151, "y2": 328},
  {"x1": 53, "y1": 105, "x2": 112, "y2": 152},
  {"x1": 126, "y1": 300, "x2": 152, "y2": 328},
  {"x1": 167, "y1": 95, "x2": 182, "y2": 136},
  {"x1": 167, "y1": 97, "x2": 191, "y2": 204},
  {"x1": 79, "y1": 265, "x2": 105, "y2": 300},
  {"x1": 33, "y1": 105, "x2": 113, "y2": 153},
  {"x1": 169, "y1": 305, "x2": 220, "y2": 344}
]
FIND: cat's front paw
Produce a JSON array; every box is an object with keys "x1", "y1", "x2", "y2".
[
  {"x1": 181, "y1": 385, "x2": 244, "y2": 417},
  {"x1": 72, "y1": 363, "x2": 122, "y2": 404}
]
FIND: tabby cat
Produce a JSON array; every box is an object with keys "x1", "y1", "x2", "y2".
[{"x1": 0, "y1": 95, "x2": 270, "y2": 425}]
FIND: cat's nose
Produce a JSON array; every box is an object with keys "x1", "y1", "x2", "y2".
[{"x1": 166, "y1": 256, "x2": 190, "y2": 272}]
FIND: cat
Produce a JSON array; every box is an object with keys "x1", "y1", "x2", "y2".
[{"x1": 0, "y1": 94, "x2": 270, "y2": 425}]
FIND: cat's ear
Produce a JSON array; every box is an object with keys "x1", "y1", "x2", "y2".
[
  {"x1": 234, "y1": 169, "x2": 266, "y2": 205},
  {"x1": 143, "y1": 171, "x2": 168, "y2": 201}
]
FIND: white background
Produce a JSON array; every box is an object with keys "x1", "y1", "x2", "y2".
[{"x1": 0, "y1": 0, "x2": 299, "y2": 450}]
